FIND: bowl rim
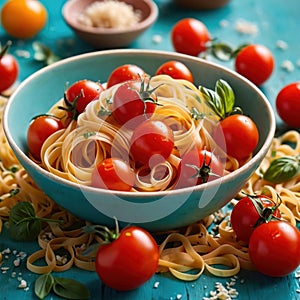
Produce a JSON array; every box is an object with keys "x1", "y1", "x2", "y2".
[
  {"x1": 3, "y1": 49, "x2": 276, "y2": 198},
  {"x1": 62, "y1": 0, "x2": 159, "y2": 35}
]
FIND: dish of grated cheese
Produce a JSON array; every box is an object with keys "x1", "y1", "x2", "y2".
[{"x1": 77, "y1": 0, "x2": 141, "y2": 29}]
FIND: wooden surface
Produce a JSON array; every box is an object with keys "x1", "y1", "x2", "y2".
[{"x1": 0, "y1": 0, "x2": 300, "y2": 299}]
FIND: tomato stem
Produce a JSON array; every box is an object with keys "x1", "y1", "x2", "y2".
[
  {"x1": 244, "y1": 192, "x2": 282, "y2": 227},
  {"x1": 0, "y1": 40, "x2": 12, "y2": 60}
]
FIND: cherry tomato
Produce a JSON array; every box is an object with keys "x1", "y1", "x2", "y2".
[
  {"x1": 155, "y1": 61, "x2": 194, "y2": 82},
  {"x1": 130, "y1": 120, "x2": 174, "y2": 167},
  {"x1": 95, "y1": 226, "x2": 159, "y2": 291},
  {"x1": 106, "y1": 64, "x2": 146, "y2": 88},
  {"x1": 91, "y1": 158, "x2": 135, "y2": 191},
  {"x1": 1, "y1": 0, "x2": 48, "y2": 39},
  {"x1": 64, "y1": 80, "x2": 104, "y2": 118},
  {"x1": 234, "y1": 44, "x2": 274, "y2": 86},
  {"x1": 213, "y1": 114, "x2": 259, "y2": 160},
  {"x1": 176, "y1": 148, "x2": 224, "y2": 189},
  {"x1": 112, "y1": 80, "x2": 157, "y2": 129},
  {"x1": 230, "y1": 194, "x2": 281, "y2": 244},
  {"x1": 0, "y1": 42, "x2": 19, "y2": 93},
  {"x1": 171, "y1": 18, "x2": 211, "y2": 56},
  {"x1": 249, "y1": 221, "x2": 300, "y2": 277},
  {"x1": 27, "y1": 115, "x2": 64, "y2": 161},
  {"x1": 275, "y1": 82, "x2": 300, "y2": 128}
]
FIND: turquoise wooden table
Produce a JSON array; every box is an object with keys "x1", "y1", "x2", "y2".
[{"x1": 0, "y1": 0, "x2": 299, "y2": 299}]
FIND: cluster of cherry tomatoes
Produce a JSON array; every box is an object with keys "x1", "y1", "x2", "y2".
[
  {"x1": 230, "y1": 194, "x2": 300, "y2": 277},
  {"x1": 170, "y1": 18, "x2": 300, "y2": 129},
  {"x1": 27, "y1": 62, "x2": 261, "y2": 192}
]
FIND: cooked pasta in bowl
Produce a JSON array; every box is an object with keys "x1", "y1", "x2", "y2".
[{"x1": 3, "y1": 49, "x2": 276, "y2": 231}]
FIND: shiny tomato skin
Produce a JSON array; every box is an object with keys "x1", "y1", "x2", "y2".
[
  {"x1": 171, "y1": 18, "x2": 211, "y2": 56},
  {"x1": 155, "y1": 61, "x2": 194, "y2": 82},
  {"x1": 95, "y1": 226, "x2": 159, "y2": 291},
  {"x1": 112, "y1": 81, "x2": 156, "y2": 128},
  {"x1": 235, "y1": 44, "x2": 274, "y2": 86},
  {"x1": 130, "y1": 120, "x2": 174, "y2": 167},
  {"x1": 65, "y1": 80, "x2": 104, "y2": 115},
  {"x1": 213, "y1": 114, "x2": 259, "y2": 160},
  {"x1": 275, "y1": 82, "x2": 300, "y2": 128},
  {"x1": 249, "y1": 221, "x2": 300, "y2": 277},
  {"x1": 0, "y1": 53, "x2": 19, "y2": 93},
  {"x1": 230, "y1": 195, "x2": 281, "y2": 244},
  {"x1": 1, "y1": 0, "x2": 47, "y2": 39},
  {"x1": 107, "y1": 64, "x2": 146, "y2": 88},
  {"x1": 176, "y1": 149, "x2": 224, "y2": 188},
  {"x1": 91, "y1": 158, "x2": 135, "y2": 191},
  {"x1": 27, "y1": 116, "x2": 64, "y2": 161}
]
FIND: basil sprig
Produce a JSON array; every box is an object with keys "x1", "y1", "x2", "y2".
[
  {"x1": 35, "y1": 273, "x2": 90, "y2": 300},
  {"x1": 263, "y1": 155, "x2": 300, "y2": 183},
  {"x1": 8, "y1": 201, "x2": 62, "y2": 241},
  {"x1": 199, "y1": 79, "x2": 241, "y2": 119}
]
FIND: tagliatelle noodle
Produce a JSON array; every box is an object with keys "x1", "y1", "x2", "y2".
[{"x1": 157, "y1": 221, "x2": 253, "y2": 280}]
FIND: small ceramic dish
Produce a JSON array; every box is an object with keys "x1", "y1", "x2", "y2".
[{"x1": 62, "y1": 0, "x2": 158, "y2": 49}]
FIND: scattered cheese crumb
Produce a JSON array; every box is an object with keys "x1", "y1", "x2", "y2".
[
  {"x1": 281, "y1": 60, "x2": 295, "y2": 72},
  {"x1": 219, "y1": 19, "x2": 229, "y2": 28},
  {"x1": 276, "y1": 40, "x2": 288, "y2": 50},
  {"x1": 18, "y1": 279, "x2": 27, "y2": 289},
  {"x1": 152, "y1": 34, "x2": 163, "y2": 44},
  {"x1": 15, "y1": 49, "x2": 31, "y2": 58},
  {"x1": 77, "y1": 0, "x2": 141, "y2": 29},
  {"x1": 235, "y1": 19, "x2": 258, "y2": 36}
]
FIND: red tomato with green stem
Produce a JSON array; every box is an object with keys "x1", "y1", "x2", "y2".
[
  {"x1": 171, "y1": 18, "x2": 211, "y2": 56},
  {"x1": 95, "y1": 225, "x2": 159, "y2": 291},
  {"x1": 0, "y1": 41, "x2": 19, "y2": 93},
  {"x1": 275, "y1": 82, "x2": 300, "y2": 128},
  {"x1": 107, "y1": 64, "x2": 146, "y2": 88},
  {"x1": 155, "y1": 61, "x2": 194, "y2": 83},
  {"x1": 130, "y1": 120, "x2": 174, "y2": 167},
  {"x1": 176, "y1": 148, "x2": 224, "y2": 188},
  {"x1": 62, "y1": 79, "x2": 104, "y2": 119},
  {"x1": 91, "y1": 158, "x2": 135, "y2": 191},
  {"x1": 112, "y1": 80, "x2": 158, "y2": 129},
  {"x1": 249, "y1": 220, "x2": 300, "y2": 277},
  {"x1": 27, "y1": 115, "x2": 65, "y2": 161},
  {"x1": 213, "y1": 114, "x2": 259, "y2": 160},
  {"x1": 230, "y1": 194, "x2": 281, "y2": 244},
  {"x1": 234, "y1": 44, "x2": 274, "y2": 86}
]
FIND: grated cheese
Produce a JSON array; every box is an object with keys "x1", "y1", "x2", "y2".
[
  {"x1": 234, "y1": 19, "x2": 258, "y2": 36},
  {"x1": 276, "y1": 40, "x2": 288, "y2": 50},
  {"x1": 77, "y1": 0, "x2": 141, "y2": 29},
  {"x1": 281, "y1": 60, "x2": 295, "y2": 72}
]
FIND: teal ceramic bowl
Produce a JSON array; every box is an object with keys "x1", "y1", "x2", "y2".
[{"x1": 3, "y1": 50, "x2": 275, "y2": 232}]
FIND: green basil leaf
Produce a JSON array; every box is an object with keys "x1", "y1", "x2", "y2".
[
  {"x1": 33, "y1": 42, "x2": 60, "y2": 65},
  {"x1": 211, "y1": 43, "x2": 233, "y2": 61},
  {"x1": 35, "y1": 273, "x2": 54, "y2": 300},
  {"x1": 199, "y1": 79, "x2": 235, "y2": 119},
  {"x1": 263, "y1": 156, "x2": 300, "y2": 183},
  {"x1": 53, "y1": 277, "x2": 91, "y2": 299},
  {"x1": 9, "y1": 201, "x2": 35, "y2": 222},
  {"x1": 8, "y1": 202, "x2": 42, "y2": 241},
  {"x1": 199, "y1": 86, "x2": 223, "y2": 119},
  {"x1": 215, "y1": 79, "x2": 235, "y2": 116}
]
